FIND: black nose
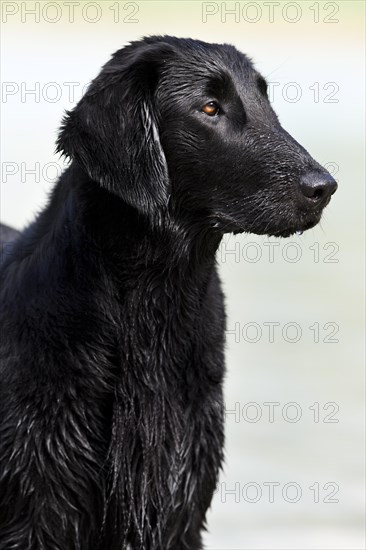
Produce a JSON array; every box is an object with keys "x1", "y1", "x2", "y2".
[{"x1": 299, "y1": 171, "x2": 338, "y2": 204}]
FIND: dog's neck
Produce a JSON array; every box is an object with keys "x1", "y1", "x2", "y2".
[
  {"x1": 15, "y1": 163, "x2": 221, "y2": 304},
  {"x1": 71, "y1": 162, "x2": 221, "y2": 275}
]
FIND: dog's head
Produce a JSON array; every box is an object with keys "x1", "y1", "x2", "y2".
[{"x1": 57, "y1": 36, "x2": 337, "y2": 238}]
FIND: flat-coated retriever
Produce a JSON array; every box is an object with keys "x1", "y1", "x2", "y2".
[{"x1": 0, "y1": 36, "x2": 337, "y2": 550}]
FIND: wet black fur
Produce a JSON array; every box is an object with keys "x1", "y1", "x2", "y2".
[{"x1": 0, "y1": 36, "x2": 336, "y2": 549}]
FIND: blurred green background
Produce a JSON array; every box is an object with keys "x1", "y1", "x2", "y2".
[{"x1": 1, "y1": 1, "x2": 364, "y2": 548}]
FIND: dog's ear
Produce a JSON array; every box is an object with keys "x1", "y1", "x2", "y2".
[{"x1": 56, "y1": 41, "x2": 175, "y2": 215}]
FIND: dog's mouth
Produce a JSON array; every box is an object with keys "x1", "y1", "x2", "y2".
[
  {"x1": 269, "y1": 216, "x2": 322, "y2": 238},
  {"x1": 214, "y1": 208, "x2": 324, "y2": 238},
  {"x1": 211, "y1": 176, "x2": 337, "y2": 238}
]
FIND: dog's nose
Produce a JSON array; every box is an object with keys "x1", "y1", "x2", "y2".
[{"x1": 299, "y1": 171, "x2": 338, "y2": 204}]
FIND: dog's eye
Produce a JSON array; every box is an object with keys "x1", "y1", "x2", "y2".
[{"x1": 202, "y1": 101, "x2": 220, "y2": 116}]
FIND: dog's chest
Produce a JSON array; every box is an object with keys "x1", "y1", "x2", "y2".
[
  {"x1": 117, "y1": 268, "x2": 221, "y2": 367},
  {"x1": 103, "y1": 272, "x2": 225, "y2": 540}
]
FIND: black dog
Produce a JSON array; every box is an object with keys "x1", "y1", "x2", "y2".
[{"x1": 0, "y1": 36, "x2": 337, "y2": 549}]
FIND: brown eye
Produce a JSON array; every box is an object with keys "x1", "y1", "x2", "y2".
[{"x1": 202, "y1": 101, "x2": 220, "y2": 116}]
